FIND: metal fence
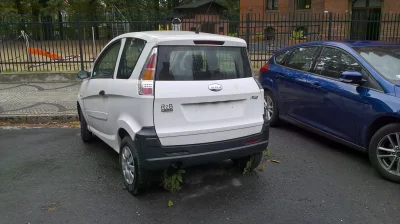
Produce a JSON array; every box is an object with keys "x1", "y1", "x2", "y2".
[{"x1": 1, "y1": 12, "x2": 400, "y2": 73}]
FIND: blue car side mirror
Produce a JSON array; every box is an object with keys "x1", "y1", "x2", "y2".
[{"x1": 340, "y1": 70, "x2": 364, "y2": 84}]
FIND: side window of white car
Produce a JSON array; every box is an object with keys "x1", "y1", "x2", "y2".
[
  {"x1": 92, "y1": 40, "x2": 122, "y2": 79},
  {"x1": 117, "y1": 38, "x2": 146, "y2": 79}
]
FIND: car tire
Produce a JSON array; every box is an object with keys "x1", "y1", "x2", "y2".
[
  {"x1": 369, "y1": 123, "x2": 400, "y2": 183},
  {"x1": 120, "y1": 136, "x2": 147, "y2": 195},
  {"x1": 78, "y1": 108, "x2": 92, "y2": 142},
  {"x1": 264, "y1": 90, "x2": 279, "y2": 127},
  {"x1": 235, "y1": 152, "x2": 263, "y2": 171}
]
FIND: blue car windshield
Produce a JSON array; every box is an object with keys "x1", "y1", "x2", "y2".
[{"x1": 354, "y1": 46, "x2": 400, "y2": 84}]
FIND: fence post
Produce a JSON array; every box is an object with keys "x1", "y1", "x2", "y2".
[
  {"x1": 236, "y1": 20, "x2": 240, "y2": 38},
  {"x1": 328, "y1": 12, "x2": 333, "y2": 40},
  {"x1": 76, "y1": 21, "x2": 85, "y2": 71},
  {"x1": 246, "y1": 13, "x2": 250, "y2": 49}
]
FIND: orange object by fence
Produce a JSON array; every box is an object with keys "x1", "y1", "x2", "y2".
[{"x1": 27, "y1": 47, "x2": 62, "y2": 60}]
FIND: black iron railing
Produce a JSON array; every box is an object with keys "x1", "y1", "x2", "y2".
[{"x1": 1, "y1": 12, "x2": 399, "y2": 72}]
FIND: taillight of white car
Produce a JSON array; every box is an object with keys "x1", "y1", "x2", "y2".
[{"x1": 139, "y1": 48, "x2": 158, "y2": 95}]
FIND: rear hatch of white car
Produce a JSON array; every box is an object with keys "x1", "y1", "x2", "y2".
[{"x1": 151, "y1": 41, "x2": 264, "y2": 146}]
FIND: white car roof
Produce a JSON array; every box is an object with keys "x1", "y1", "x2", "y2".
[{"x1": 112, "y1": 31, "x2": 247, "y2": 47}]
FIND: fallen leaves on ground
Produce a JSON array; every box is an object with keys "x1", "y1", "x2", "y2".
[
  {"x1": 257, "y1": 164, "x2": 265, "y2": 171},
  {"x1": 168, "y1": 200, "x2": 174, "y2": 207},
  {"x1": 0, "y1": 121, "x2": 80, "y2": 128},
  {"x1": 267, "y1": 159, "x2": 280, "y2": 164},
  {"x1": 46, "y1": 202, "x2": 59, "y2": 211},
  {"x1": 48, "y1": 204, "x2": 57, "y2": 211}
]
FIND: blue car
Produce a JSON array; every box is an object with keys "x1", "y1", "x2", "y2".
[{"x1": 259, "y1": 41, "x2": 400, "y2": 183}]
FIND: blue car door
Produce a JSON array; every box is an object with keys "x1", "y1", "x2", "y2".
[
  {"x1": 278, "y1": 46, "x2": 320, "y2": 123},
  {"x1": 306, "y1": 46, "x2": 375, "y2": 143}
]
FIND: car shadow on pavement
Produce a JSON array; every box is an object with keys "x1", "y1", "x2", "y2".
[
  {"x1": 272, "y1": 122, "x2": 370, "y2": 166},
  {"x1": 85, "y1": 135, "x2": 265, "y2": 200}
]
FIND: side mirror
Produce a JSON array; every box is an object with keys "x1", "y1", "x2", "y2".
[
  {"x1": 77, "y1": 70, "x2": 90, "y2": 79},
  {"x1": 339, "y1": 70, "x2": 364, "y2": 84}
]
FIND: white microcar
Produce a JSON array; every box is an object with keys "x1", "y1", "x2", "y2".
[{"x1": 76, "y1": 31, "x2": 269, "y2": 195}]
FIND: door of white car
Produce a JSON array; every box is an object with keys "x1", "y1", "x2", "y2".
[
  {"x1": 152, "y1": 44, "x2": 264, "y2": 146},
  {"x1": 82, "y1": 40, "x2": 122, "y2": 135}
]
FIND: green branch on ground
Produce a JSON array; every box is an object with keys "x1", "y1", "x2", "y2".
[
  {"x1": 257, "y1": 147, "x2": 272, "y2": 172},
  {"x1": 242, "y1": 155, "x2": 254, "y2": 175},
  {"x1": 161, "y1": 169, "x2": 185, "y2": 192},
  {"x1": 263, "y1": 147, "x2": 270, "y2": 157}
]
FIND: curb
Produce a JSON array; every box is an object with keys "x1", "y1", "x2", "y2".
[
  {"x1": 0, "y1": 72, "x2": 80, "y2": 83},
  {"x1": 0, "y1": 114, "x2": 78, "y2": 124},
  {"x1": 1, "y1": 70, "x2": 260, "y2": 83}
]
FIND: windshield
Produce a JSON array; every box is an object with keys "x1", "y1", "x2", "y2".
[
  {"x1": 354, "y1": 46, "x2": 400, "y2": 84},
  {"x1": 155, "y1": 46, "x2": 252, "y2": 81}
]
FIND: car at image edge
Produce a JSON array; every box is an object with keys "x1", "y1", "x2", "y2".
[
  {"x1": 259, "y1": 40, "x2": 400, "y2": 183},
  {"x1": 76, "y1": 31, "x2": 269, "y2": 195}
]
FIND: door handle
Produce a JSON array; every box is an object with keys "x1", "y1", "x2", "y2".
[{"x1": 99, "y1": 90, "x2": 107, "y2": 97}]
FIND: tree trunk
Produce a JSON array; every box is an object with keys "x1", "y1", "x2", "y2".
[{"x1": 15, "y1": 0, "x2": 23, "y2": 15}]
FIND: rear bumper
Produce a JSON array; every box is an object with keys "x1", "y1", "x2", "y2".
[{"x1": 134, "y1": 121, "x2": 269, "y2": 170}]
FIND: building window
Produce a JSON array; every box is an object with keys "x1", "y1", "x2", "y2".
[
  {"x1": 353, "y1": 0, "x2": 381, "y2": 8},
  {"x1": 297, "y1": 0, "x2": 311, "y2": 9},
  {"x1": 368, "y1": 0, "x2": 381, "y2": 7},
  {"x1": 353, "y1": 0, "x2": 367, "y2": 8},
  {"x1": 266, "y1": 0, "x2": 278, "y2": 10}
]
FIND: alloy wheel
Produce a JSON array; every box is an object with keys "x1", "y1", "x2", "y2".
[
  {"x1": 265, "y1": 95, "x2": 273, "y2": 120},
  {"x1": 377, "y1": 133, "x2": 400, "y2": 176},
  {"x1": 121, "y1": 146, "x2": 135, "y2": 184}
]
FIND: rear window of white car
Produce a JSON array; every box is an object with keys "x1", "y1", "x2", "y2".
[{"x1": 155, "y1": 46, "x2": 253, "y2": 81}]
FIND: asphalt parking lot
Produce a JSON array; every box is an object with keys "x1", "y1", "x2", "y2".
[{"x1": 0, "y1": 124, "x2": 399, "y2": 224}]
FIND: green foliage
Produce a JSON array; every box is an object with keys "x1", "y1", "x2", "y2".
[
  {"x1": 291, "y1": 28, "x2": 307, "y2": 40},
  {"x1": 228, "y1": 33, "x2": 237, "y2": 37},
  {"x1": 252, "y1": 32, "x2": 264, "y2": 39},
  {"x1": 242, "y1": 155, "x2": 254, "y2": 175},
  {"x1": 0, "y1": 0, "x2": 240, "y2": 41},
  {"x1": 168, "y1": 200, "x2": 174, "y2": 207},
  {"x1": 44, "y1": 0, "x2": 66, "y2": 12},
  {"x1": 263, "y1": 147, "x2": 270, "y2": 157},
  {"x1": 0, "y1": 0, "x2": 239, "y2": 15},
  {"x1": 0, "y1": 0, "x2": 16, "y2": 13},
  {"x1": 162, "y1": 169, "x2": 185, "y2": 192}
]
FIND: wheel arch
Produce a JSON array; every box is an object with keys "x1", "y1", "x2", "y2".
[
  {"x1": 263, "y1": 84, "x2": 281, "y2": 114},
  {"x1": 116, "y1": 116, "x2": 142, "y2": 153},
  {"x1": 76, "y1": 101, "x2": 88, "y2": 122},
  {"x1": 364, "y1": 115, "x2": 400, "y2": 149},
  {"x1": 261, "y1": 77, "x2": 279, "y2": 94},
  {"x1": 77, "y1": 101, "x2": 81, "y2": 121},
  {"x1": 76, "y1": 93, "x2": 86, "y2": 121},
  {"x1": 260, "y1": 72, "x2": 280, "y2": 109}
]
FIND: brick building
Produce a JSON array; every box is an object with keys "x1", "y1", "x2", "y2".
[
  {"x1": 173, "y1": 0, "x2": 229, "y2": 34},
  {"x1": 240, "y1": 0, "x2": 400, "y2": 42},
  {"x1": 241, "y1": 0, "x2": 400, "y2": 14}
]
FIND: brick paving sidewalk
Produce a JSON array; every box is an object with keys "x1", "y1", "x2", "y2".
[{"x1": 0, "y1": 82, "x2": 79, "y2": 122}]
